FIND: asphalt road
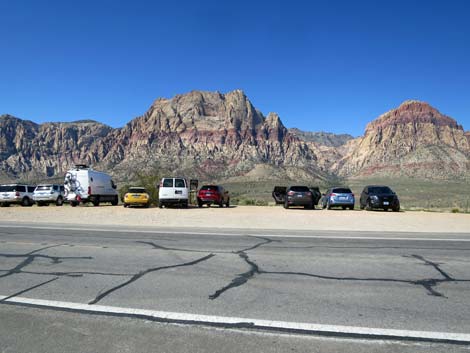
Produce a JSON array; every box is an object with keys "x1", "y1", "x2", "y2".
[{"x1": 1, "y1": 222, "x2": 470, "y2": 352}]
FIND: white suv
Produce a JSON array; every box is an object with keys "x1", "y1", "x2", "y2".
[
  {"x1": 0, "y1": 184, "x2": 36, "y2": 207},
  {"x1": 33, "y1": 184, "x2": 65, "y2": 206},
  {"x1": 158, "y1": 177, "x2": 189, "y2": 208}
]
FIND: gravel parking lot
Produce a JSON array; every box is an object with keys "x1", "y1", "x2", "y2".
[{"x1": 0, "y1": 205, "x2": 468, "y2": 233}]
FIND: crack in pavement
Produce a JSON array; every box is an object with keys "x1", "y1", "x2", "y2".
[
  {"x1": 136, "y1": 241, "x2": 232, "y2": 254},
  {"x1": 88, "y1": 254, "x2": 215, "y2": 305},
  {"x1": 0, "y1": 245, "x2": 92, "y2": 279},
  {"x1": 0, "y1": 277, "x2": 59, "y2": 302}
]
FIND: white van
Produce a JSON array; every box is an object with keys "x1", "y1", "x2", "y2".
[
  {"x1": 64, "y1": 165, "x2": 118, "y2": 207},
  {"x1": 158, "y1": 177, "x2": 189, "y2": 208}
]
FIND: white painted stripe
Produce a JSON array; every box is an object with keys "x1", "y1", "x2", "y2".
[
  {"x1": 0, "y1": 223, "x2": 469, "y2": 242},
  {"x1": 1, "y1": 295, "x2": 469, "y2": 343}
]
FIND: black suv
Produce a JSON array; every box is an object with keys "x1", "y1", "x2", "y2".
[{"x1": 359, "y1": 185, "x2": 400, "y2": 212}]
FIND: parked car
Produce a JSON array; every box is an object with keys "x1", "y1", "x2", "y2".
[
  {"x1": 0, "y1": 184, "x2": 36, "y2": 207},
  {"x1": 359, "y1": 185, "x2": 400, "y2": 212},
  {"x1": 273, "y1": 185, "x2": 321, "y2": 208},
  {"x1": 64, "y1": 165, "x2": 118, "y2": 207},
  {"x1": 284, "y1": 185, "x2": 315, "y2": 209},
  {"x1": 321, "y1": 187, "x2": 355, "y2": 210},
  {"x1": 123, "y1": 187, "x2": 150, "y2": 208},
  {"x1": 158, "y1": 177, "x2": 189, "y2": 208},
  {"x1": 197, "y1": 185, "x2": 230, "y2": 207},
  {"x1": 33, "y1": 184, "x2": 65, "y2": 206}
]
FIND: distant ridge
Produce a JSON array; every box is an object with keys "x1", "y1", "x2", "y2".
[{"x1": 1, "y1": 92, "x2": 469, "y2": 182}]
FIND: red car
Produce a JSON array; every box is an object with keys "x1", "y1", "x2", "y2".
[{"x1": 197, "y1": 185, "x2": 230, "y2": 207}]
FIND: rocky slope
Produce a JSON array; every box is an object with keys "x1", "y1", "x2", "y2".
[
  {"x1": 334, "y1": 100, "x2": 470, "y2": 178},
  {"x1": 1, "y1": 93, "x2": 469, "y2": 183}
]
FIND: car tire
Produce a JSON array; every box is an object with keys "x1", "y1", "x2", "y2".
[
  {"x1": 111, "y1": 196, "x2": 119, "y2": 206},
  {"x1": 342, "y1": 206, "x2": 346, "y2": 210},
  {"x1": 92, "y1": 197, "x2": 100, "y2": 207},
  {"x1": 384, "y1": 207, "x2": 389, "y2": 211},
  {"x1": 158, "y1": 201, "x2": 163, "y2": 208},
  {"x1": 197, "y1": 199, "x2": 202, "y2": 208},
  {"x1": 37, "y1": 202, "x2": 44, "y2": 207},
  {"x1": 70, "y1": 201, "x2": 78, "y2": 207},
  {"x1": 349, "y1": 205, "x2": 354, "y2": 210},
  {"x1": 327, "y1": 201, "x2": 332, "y2": 210},
  {"x1": 393, "y1": 205, "x2": 400, "y2": 212},
  {"x1": 56, "y1": 196, "x2": 63, "y2": 206},
  {"x1": 123, "y1": 203, "x2": 128, "y2": 208},
  {"x1": 284, "y1": 201, "x2": 289, "y2": 209},
  {"x1": 21, "y1": 197, "x2": 31, "y2": 207},
  {"x1": 366, "y1": 200, "x2": 372, "y2": 211},
  {"x1": 1, "y1": 202, "x2": 9, "y2": 207},
  {"x1": 183, "y1": 201, "x2": 188, "y2": 208}
]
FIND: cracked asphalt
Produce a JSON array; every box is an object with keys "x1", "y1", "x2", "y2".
[{"x1": 1, "y1": 223, "x2": 470, "y2": 352}]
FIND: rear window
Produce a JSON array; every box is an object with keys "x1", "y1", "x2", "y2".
[
  {"x1": 200, "y1": 185, "x2": 217, "y2": 191},
  {"x1": 369, "y1": 186, "x2": 393, "y2": 194},
  {"x1": 129, "y1": 187, "x2": 146, "y2": 193},
  {"x1": 175, "y1": 179, "x2": 186, "y2": 188},
  {"x1": 289, "y1": 186, "x2": 310, "y2": 192},
  {"x1": 36, "y1": 185, "x2": 52, "y2": 191},
  {"x1": 0, "y1": 185, "x2": 15, "y2": 192},
  {"x1": 332, "y1": 188, "x2": 352, "y2": 194},
  {"x1": 162, "y1": 179, "x2": 173, "y2": 187}
]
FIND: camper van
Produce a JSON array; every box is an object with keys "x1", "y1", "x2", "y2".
[{"x1": 64, "y1": 165, "x2": 118, "y2": 207}]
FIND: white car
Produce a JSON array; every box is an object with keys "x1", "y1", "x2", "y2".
[
  {"x1": 158, "y1": 177, "x2": 189, "y2": 208},
  {"x1": 33, "y1": 184, "x2": 65, "y2": 206},
  {"x1": 0, "y1": 184, "x2": 36, "y2": 207},
  {"x1": 64, "y1": 165, "x2": 119, "y2": 207}
]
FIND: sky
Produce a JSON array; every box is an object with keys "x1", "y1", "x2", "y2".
[{"x1": 1, "y1": 0, "x2": 469, "y2": 136}]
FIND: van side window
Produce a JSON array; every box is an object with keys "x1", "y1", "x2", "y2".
[
  {"x1": 17, "y1": 185, "x2": 26, "y2": 192},
  {"x1": 53, "y1": 185, "x2": 58, "y2": 191},
  {"x1": 163, "y1": 179, "x2": 173, "y2": 187},
  {"x1": 175, "y1": 179, "x2": 185, "y2": 188}
]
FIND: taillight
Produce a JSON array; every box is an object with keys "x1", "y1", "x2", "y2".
[
  {"x1": 351, "y1": 193, "x2": 355, "y2": 197},
  {"x1": 306, "y1": 191, "x2": 312, "y2": 196},
  {"x1": 88, "y1": 186, "x2": 91, "y2": 195},
  {"x1": 330, "y1": 193, "x2": 337, "y2": 197},
  {"x1": 287, "y1": 191, "x2": 295, "y2": 195},
  {"x1": 15, "y1": 191, "x2": 20, "y2": 197}
]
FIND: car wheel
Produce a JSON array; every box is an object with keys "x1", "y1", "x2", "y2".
[
  {"x1": 111, "y1": 196, "x2": 119, "y2": 206},
  {"x1": 327, "y1": 201, "x2": 332, "y2": 210},
  {"x1": 70, "y1": 201, "x2": 78, "y2": 207},
  {"x1": 366, "y1": 200, "x2": 372, "y2": 211},
  {"x1": 393, "y1": 205, "x2": 400, "y2": 212},
  {"x1": 349, "y1": 205, "x2": 354, "y2": 210},
  {"x1": 384, "y1": 207, "x2": 389, "y2": 211},
  {"x1": 1, "y1": 202, "x2": 9, "y2": 207},
  {"x1": 158, "y1": 201, "x2": 163, "y2": 208},
  {"x1": 284, "y1": 201, "x2": 289, "y2": 209},
  {"x1": 123, "y1": 203, "x2": 128, "y2": 208},
  {"x1": 183, "y1": 201, "x2": 188, "y2": 208},
  {"x1": 92, "y1": 197, "x2": 100, "y2": 207},
  {"x1": 37, "y1": 202, "x2": 44, "y2": 207},
  {"x1": 21, "y1": 197, "x2": 31, "y2": 207},
  {"x1": 342, "y1": 206, "x2": 346, "y2": 210},
  {"x1": 56, "y1": 196, "x2": 63, "y2": 206}
]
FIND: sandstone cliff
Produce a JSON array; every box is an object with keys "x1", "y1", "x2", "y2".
[{"x1": 334, "y1": 100, "x2": 470, "y2": 179}]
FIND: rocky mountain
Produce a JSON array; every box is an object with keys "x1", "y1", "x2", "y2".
[
  {"x1": 1, "y1": 93, "x2": 469, "y2": 183},
  {"x1": 334, "y1": 100, "x2": 470, "y2": 179},
  {"x1": 288, "y1": 129, "x2": 354, "y2": 147}
]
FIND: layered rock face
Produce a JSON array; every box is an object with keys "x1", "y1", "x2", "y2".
[
  {"x1": 1, "y1": 94, "x2": 469, "y2": 182},
  {"x1": 0, "y1": 115, "x2": 112, "y2": 179},
  {"x1": 334, "y1": 101, "x2": 470, "y2": 178},
  {"x1": 0, "y1": 91, "x2": 327, "y2": 182}
]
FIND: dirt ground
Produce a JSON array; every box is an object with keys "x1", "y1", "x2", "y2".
[{"x1": 0, "y1": 204, "x2": 469, "y2": 233}]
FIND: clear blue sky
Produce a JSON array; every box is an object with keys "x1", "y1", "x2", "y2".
[{"x1": 1, "y1": 0, "x2": 469, "y2": 136}]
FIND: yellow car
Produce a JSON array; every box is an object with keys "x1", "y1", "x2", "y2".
[{"x1": 123, "y1": 187, "x2": 150, "y2": 208}]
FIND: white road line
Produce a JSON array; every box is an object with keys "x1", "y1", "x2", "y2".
[
  {"x1": 1, "y1": 295, "x2": 469, "y2": 344},
  {"x1": 0, "y1": 224, "x2": 469, "y2": 241}
]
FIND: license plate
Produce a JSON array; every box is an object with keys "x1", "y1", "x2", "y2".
[
  {"x1": 383, "y1": 201, "x2": 389, "y2": 205},
  {"x1": 175, "y1": 190, "x2": 182, "y2": 194},
  {"x1": 132, "y1": 194, "x2": 140, "y2": 197},
  {"x1": 339, "y1": 197, "x2": 347, "y2": 200}
]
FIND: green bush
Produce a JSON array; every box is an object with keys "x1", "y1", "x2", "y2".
[{"x1": 451, "y1": 208, "x2": 460, "y2": 213}]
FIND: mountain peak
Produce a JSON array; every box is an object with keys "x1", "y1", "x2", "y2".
[{"x1": 367, "y1": 100, "x2": 462, "y2": 133}]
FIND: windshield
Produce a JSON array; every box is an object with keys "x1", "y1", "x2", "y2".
[
  {"x1": 332, "y1": 188, "x2": 352, "y2": 194},
  {"x1": 369, "y1": 186, "x2": 393, "y2": 194},
  {"x1": 36, "y1": 185, "x2": 52, "y2": 191},
  {"x1": 129, "y1": 188, "x2": 146, "y2": 193},
  {"x1": 201, "y1": 185, "x2": 217, "y2": 191},
  {"x1": 289, "y1": 186, "x2": 310, "y2": 192},
  {"x1": 0, "y1": 185, "x2": 15, "y2": 192}
]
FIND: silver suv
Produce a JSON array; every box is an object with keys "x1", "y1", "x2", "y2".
[
  {"x1": 33, "y1": 184, "x2": 65, "y2": 206},
  {"x1": 0, "y1": 184, "x2": 36, "y2": 207}
]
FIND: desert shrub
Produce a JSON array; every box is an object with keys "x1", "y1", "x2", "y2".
[{"x1": 451, "y1": 208, "x2": 460, "y2": 213}]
